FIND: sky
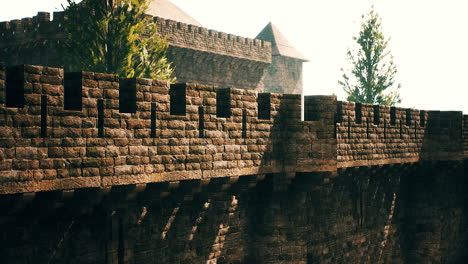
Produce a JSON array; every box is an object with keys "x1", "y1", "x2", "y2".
[{"x1": 1, "y1": 0, "x2": 467, "y2": 112}]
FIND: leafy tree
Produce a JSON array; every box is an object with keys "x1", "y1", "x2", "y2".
[
  {"x1": 339, "y1": 9, "x2": 401, "y2": 105},
  {"x1": 62, "y1": 0, "x2": 175, "y2": 81}
]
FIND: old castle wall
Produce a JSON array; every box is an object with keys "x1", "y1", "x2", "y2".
[
  {"x1": 0, "y1": 164, "x2": 466, "y2": 264},
  {"x1": 0, "y1": 63, "x2": 338, "y2": 195},
  {"x1": 0, "y1": 12, "x2": 275, "y2": 92},
  {"x1": 0, "y1": 62, "x2": 467, "y2": 264}
]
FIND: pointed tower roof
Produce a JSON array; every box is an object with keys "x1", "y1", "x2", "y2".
[
  {"x1": 146, "y1": 0, "x2": 202, "y2": 26},
  {"x1": 256, "y1": 22, "x2": 308, "y2": 61}
]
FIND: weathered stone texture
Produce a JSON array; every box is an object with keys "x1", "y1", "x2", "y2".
[
  {"x1": 0, "y1": 11, "x2": 278, "y2": 92},
  {"x1": 0, "y1": 63, "x2": 467, "y2": 263},
  {"x1": 0, "y1": 64, "x2": 338, "y2": 194},
  {"x1": 166, "y1": 46, "x2": 270, "y2": 91},
  {"x1": 0, "y1": 163, "x2": 466, "y2": 264},
  {"x1": 336, "y1": 101, "x2": 464, "y2": 167}
]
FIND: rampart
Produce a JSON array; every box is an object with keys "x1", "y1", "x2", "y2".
[
  {"x1": 0, "y1": 62, "x2": 467, "y2": 263},
  {"x1": 0, "y1": 62, "x2": 466, "y2": 195},
  {"x1": 335, "y1": 101, "x2": 465, "y2": 166},
  {"x1": 0, "y1": 12, "x2": 271, "y2": 63},
  {"x1": 0, "y1": 12, "x2": 272, "y2": 90},
  {"x1": 152, "y1": 17, "x2": 271, "y2": 63},
  {"x1": 0, "y1": 62, "x2": 333, "y2": 194}
]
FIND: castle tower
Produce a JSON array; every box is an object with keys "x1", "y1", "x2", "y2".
[{"x1": 256, "y1": 22, "x2": 308, "y2": 94}]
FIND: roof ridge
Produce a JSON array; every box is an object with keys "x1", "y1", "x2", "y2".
[
  {"x1": 256, "y1": 22, "x2": 308, "y2": 61},
  {"x1": 146, "y1": 0, "x2": 202, "y2": 27}
]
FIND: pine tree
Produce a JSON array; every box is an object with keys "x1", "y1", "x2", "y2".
[
  {"x1": 339, "y1": 9, "x2": 401, "y2": 105},
  {"x1": 63, "y1": 0, "x2": 175, "y2": 81}
]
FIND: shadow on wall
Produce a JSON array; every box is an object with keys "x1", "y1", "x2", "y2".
[
  {"x1": 0, "y1": 180, "x2": 257, "y2": 263},
  {"x1": 1, "y1": 61, "x2": 468, "y2": 263}
]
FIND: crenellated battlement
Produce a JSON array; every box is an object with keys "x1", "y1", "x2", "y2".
[
  {"x1": 0, "y1": 62, "x2": 334, "y2": 194},
  {"x1": 0, "y1": 11, "x2": 273, "y2": 90},
  {"x1": 0, "y1": 12, "x2": 59, "y2": 38},
  {"x1": 0, "y1": 12, "x2": 50, "y2": 30},
  {"x1": 0, "y1": 62, "x2": 465, "y2": 195},
  {"x1": 0, "y1": 11, "x2": 271, "y2": 63},
  {"x1": 335, "y1": 101, "x2": 464, "y2": 167},
  {"x1": 152, "y1": 16, "x2": 271, "y2": 62},
  {"x1": 2, "y1": 4, "x2": 468, "y2": 263}
]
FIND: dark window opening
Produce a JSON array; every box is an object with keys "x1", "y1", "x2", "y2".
[
  {"x1": 199, "y1": 106, "x2": 204, "y2": 138},
  {"x1": 420, "y1": 110, "x2": 426, "y2": 127},
  {"x1": 170, "y1": 84, "x2": 186, "y2": 116},
  {"x1": 406, "y1": 109, "x2": 412, "y2": 126},
  {"x1": 151, "y1": 103, "x2": 157, "y2": 138},
  {"x1": 5, "y1": 66, "x2": 25, "y2": 108},
  {"x1": 384, "y1": 119, "x2": 387, "y2": 139},
  {"x1": 119, "y1": 78, "x2": 137, "y2": 113},
  {"x1": 355, "y1": 103, "x2": 362, "y2": 124},
  {"x1": 257, "y1": 93, "x2": 271, "y2": 120},
  {"x1": 216, "y1": 88, "x2": 231, "y2": 118},
  {"x1": 373, "y1": 105, "x2": 380, "y2": 125},
  {"x1": 64, "y1": 72, "x2": 83, "y2": 111},
  {"x1": 366, "y1": 119, "x2": 370, "y2": 139},
  {"x1": 400, "y1": 120, "x2": 403, "y2": 139},
  {"x1": 390, "y1": 107, "x2": 396, "y2": 126},
  {"x1": 336, "y1": 102, "x2": 343, "y2": 123}
]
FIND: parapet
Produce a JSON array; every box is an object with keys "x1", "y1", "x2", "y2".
[
  {"x1": 0, "y1": 63, "x2": 334, "y2": 194},
  {"x1": 153, "y1": 16, "x2": 271, "y2": 63},
  {"x1": 0, "y1": 63, "x2": 465, "y2": 194},
  {"x1": 335, "y1": 101, "x2": 464, "y2": 167},
  {"x1": 0, "y1": 11, "x2": 272, "y2": 65},
  {"x1": 0, "y1": 12, "x2": 61, "y2": 41}
]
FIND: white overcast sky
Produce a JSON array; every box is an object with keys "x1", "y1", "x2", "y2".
[{"x1": 1, "y1": 0, "x2": 467, "y2": 112}]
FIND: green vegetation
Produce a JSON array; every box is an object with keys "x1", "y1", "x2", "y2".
[
  {"x1": 63, "y1": 0, "x2": 175, "y2": 81},
  {"x1": 339, "y1": 9, "x2": 401, "y2": 105}
]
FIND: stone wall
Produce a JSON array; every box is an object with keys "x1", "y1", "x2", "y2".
[
  {"x1": 0, "y1": 11, "x2": 274, "y2": 91},
  {"x1": 0, "y1": 12, "x2": 62, "y2": 67},
  {"x1": 165, "y1": 46, "x2": 269, "y2": 91},
  {"x1": 0, "y1": 63, "x2": 337, "y2": 195},
  {"x1": 336, "y1": 101, "x2": 464, "y2": 167},
  {"x1": 0, "y1": 62, "x2": 467, "y2": 263},
  {"x1": 153, "y1": 17, "x2": 271, "y2": 63},
  {"x1": 404, "y1": 161, "x2": 468, "y2": 263},
  {"x1": 0, "y1": 63, "x2": 465, "y2": 195},
  {"x1": 0, "y1": 162, "x2": 466, "y2": 264}
]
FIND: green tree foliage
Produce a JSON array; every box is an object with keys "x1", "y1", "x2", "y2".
[
  {"x1": 63, "y1": 0, "x2": 175, "y2": 81},
  {"x1": 339, "y1": 9, "x2": 401, "y2": 105}
]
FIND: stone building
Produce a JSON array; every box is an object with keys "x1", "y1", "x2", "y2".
[{"x1": 0, "y1": 0, "x2": 307, "y2": 94}]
